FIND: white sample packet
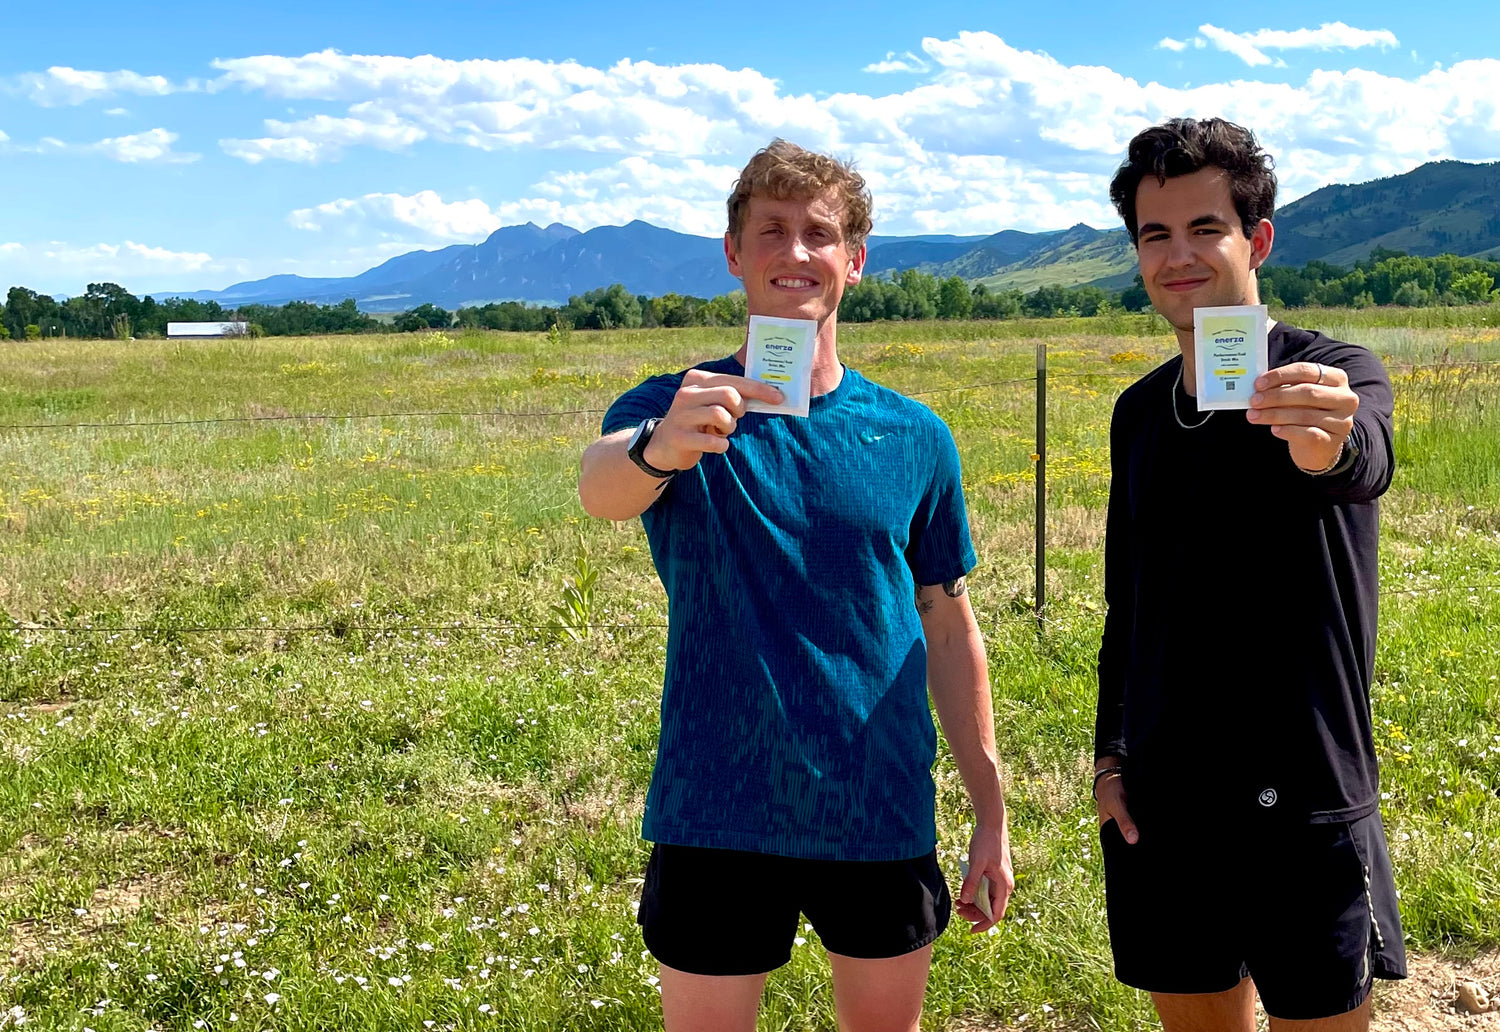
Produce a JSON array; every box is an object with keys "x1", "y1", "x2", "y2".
[
  {"x1": 742, "y1": 315, "x2": 816, "y2": 418},
  {"x1": 958, "y1": 857, "x2": 994, "y2": 921},
  {"x1": 1193, "y1": 304, "x2": 1269, "y2": 411}
]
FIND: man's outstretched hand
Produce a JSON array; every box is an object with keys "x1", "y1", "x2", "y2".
[{"x1": 1247, "y1": 361, "x2": 1357, "y2": 473}]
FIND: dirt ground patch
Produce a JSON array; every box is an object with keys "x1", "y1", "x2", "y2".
[
  {"x1": 2, "y1": 873, "x2": 176, "y2": 970},
  {"x1": 1375, "y1": 951, "x2": 1500, "y2": 1031}
]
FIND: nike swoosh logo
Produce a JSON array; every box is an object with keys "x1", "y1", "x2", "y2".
[{"x1": 860, "y1": 432, "x2": 891, "y2": 444}]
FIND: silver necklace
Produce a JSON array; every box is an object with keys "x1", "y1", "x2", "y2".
[{"x1": 1172, "y1": 365, "x2": 1213, "y2": 430}]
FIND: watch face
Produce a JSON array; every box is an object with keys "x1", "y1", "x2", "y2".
[{"x1": 628, "y1": 420, "x2": 647, "y2": 451}]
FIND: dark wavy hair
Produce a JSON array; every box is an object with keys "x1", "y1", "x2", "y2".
[{"x1": 1109, "y1": 118, "x2": 1277, "y2": 245}]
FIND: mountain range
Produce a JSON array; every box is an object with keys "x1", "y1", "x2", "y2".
[{"x1": 154, "y1": 160, "x2": 1500, "y2": 312}]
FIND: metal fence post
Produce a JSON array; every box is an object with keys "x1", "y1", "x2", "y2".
[{"x1": 1035, "y1": 341, "x2": 1047, "y2": 631}]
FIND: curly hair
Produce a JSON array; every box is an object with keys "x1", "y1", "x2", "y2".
[
  {"x1": 726, "y1": 139, "x2": 874, "y2": 252},
  {"x1": 1109, "y1": 118, "x2": 1277, "y2": 245}
]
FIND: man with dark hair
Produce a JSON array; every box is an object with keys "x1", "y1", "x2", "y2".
[
  {"x1": 579, "y1": 139, "x2": 1014, "y2": 1032},
  {"x1": 1094, "y1": 117, "x2": 1406, "y2": 1031}
]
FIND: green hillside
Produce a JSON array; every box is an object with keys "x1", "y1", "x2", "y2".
[
  {"x1": 968, "y1": 225, "x2": 1136, "y2": 292},
  {"x1": 1269, "y1": 160, "x2": 1500, "y2": 267}
]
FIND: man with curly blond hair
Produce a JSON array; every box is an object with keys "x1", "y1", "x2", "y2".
[{"x1": 579, "y1": 139, "x2": 1013, "y2": 1032}]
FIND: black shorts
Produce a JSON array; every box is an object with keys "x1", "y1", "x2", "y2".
[
  {"x1": 637, "y1": 843, "x2": 951, "y2": 976},
  {"x1": 1100, "y1": 809, "x2": 1407, "y2": 1021}
]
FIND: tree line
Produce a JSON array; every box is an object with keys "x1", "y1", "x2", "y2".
[
  {"x1": 1258, "y1": 248, "x2": 1500, "y2": 308},
  {"x1": 4, "y1": 250, "x2": 1496, "y2": 341}
]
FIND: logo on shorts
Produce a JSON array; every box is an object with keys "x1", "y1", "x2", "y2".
[{"x1": 1258, "y1": 788, "x2": 1278, "y2": 807}]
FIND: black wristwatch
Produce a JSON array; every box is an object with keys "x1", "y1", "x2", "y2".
[{"x1": 627, "y1": 418, "x2": 676, "y2": 479}]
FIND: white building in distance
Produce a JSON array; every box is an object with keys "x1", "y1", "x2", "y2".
[{"x1": 167, "y1": 321, "x2": 248, "y2": 339}]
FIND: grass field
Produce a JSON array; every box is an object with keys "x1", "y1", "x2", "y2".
[{"x1": 1, "y1": 310, "x2": 1498, "y2": 1031}]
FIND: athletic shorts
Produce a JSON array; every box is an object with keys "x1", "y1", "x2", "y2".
[
  {"x1": 637, "y1": 843, "x2": 951, "y2": 976},
  {"x1": 1100, "y1": 808, "x2": 1407, "y2": 1021}
]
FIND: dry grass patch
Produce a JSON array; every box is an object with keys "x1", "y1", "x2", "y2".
[{"x1": 2, "y1": 871, "x2": 178, "y2": 971}]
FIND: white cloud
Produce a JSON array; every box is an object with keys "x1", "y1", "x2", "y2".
[
  {"x1": 1242, "y1": 22, "x2": 1398, "y2": 52},
  {"x1": 1198, "y1": 25, "x2": 1277, "y2": 67},
  {"x1": 1185, "y1": 22, "x2": 1399, "y2": 67},
  {"x1": 287, "y1": 158, "x2": 743, "y2": 246},
  {"x1": 210, "y1": 50, "x2": 826, "y2": 161},
  {"x1": 0, "y1": 129, "x2": 8, "y2": 143},
  {"x1": 1158, "y1": 38, "x2": 1190, "y2": 53},
  {"x1": 43, "y1": 241, "x2": 213, "y2": 269},
  {"x1": 864, "y1": 51, "x2": 929, "y2": 74},
  {"x1": 23, "y1": 127, "x2": 199, "y2": 163},
  {"x1": 104, "y1": 107, "x2": 130, "y2": 116},
  {"x1": 290, "y1": 190, "x2": 504, "y2": 239},
  {"x1": 92, "y1": 128, "x2": 199, "y2": 163},
  {"x1": 198, "y1": 36, "x2": 1500, "y2": 236},
  {"x1": 7, "y1": 67, "x2": 188, "y2": 106},
  {"x1": 518, "y1": 157, "x2": 739, "y2": 234},
  {"x1": 219, "y1": 136, "x2": 325, "y2": 164},
  {"x1": 0, "y1": 240, "x2": 221, "y2": 293},
  {"x1": 221, "y1": 111, "x2": 426, "y2": 163}
]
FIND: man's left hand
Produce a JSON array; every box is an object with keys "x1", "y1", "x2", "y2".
[
  {"x1": 957, "y1": 819, "x2": 1014, "y2": 934},
  {"x1": 1247, "y1": 361, "x2": 1358, "y2": 472}
]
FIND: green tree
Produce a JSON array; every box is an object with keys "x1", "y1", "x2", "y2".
[
  {"x1": 838, "y1": 276, "x2": 894, "y2": 322},
  {"x1": 894, "y1": 269, "x2": 938, "y2": 320},
  {"x1": 651, "y1": 292, "x2": 702, "y2": 328},
  {"x1": 5, "y1": 287, "x2": 61, "y2": 339},
  {"x1": 1391, "y1": 279, "x2": 1433, "y2": 307},
  {"x1": 970, "y1": 284, "x2": 1022, "y2": 319},
  {"x1": 1119, "y1": 274, "x2": 1152, "y2": 312},
  {"x1": 408, "y1": 303, "x2": 452, "y2": 329},
  {"x1": 703, "y1": 290, "x2": 748, "y2": 326},
  {"x1": 1370, "y1": 256, "x2": 1436, "y2": 305},
  {"x1": 936, "y1": 276, "x2": 973, "y2": 320},
  {"x1": 1023, "y1": 284, "x2": 1073, "y2": 317},
  {"x1": 563, "y1": 284, "x2": 642, "y2": 330},
  {"x1": 1449, "y1": 270, "x2": 1497, "y2": 305}
]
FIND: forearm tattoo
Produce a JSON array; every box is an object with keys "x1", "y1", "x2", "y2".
[
  {"x1": 942, "y1": 577, "x2": 967, "y2": 598},
  {"x1": 915, "y1": 590, "x2": 935, "y2": 615}
]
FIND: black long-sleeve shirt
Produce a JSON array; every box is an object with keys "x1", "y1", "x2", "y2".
[{"x1": 1095, "y1": 322, "x2": 1395, "y2": 823}]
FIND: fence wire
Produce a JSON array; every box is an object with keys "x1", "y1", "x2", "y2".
[
  {"x1": 2, "y1": 360, "x2": 1494, "y2": 434},
  {"x1": 6, "y1": 581, "x2": 1497, "y2": 638}
]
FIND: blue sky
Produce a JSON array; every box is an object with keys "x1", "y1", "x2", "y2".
[{"x1": 2, "y1": 0, "x2": 1498, "y2": 295}]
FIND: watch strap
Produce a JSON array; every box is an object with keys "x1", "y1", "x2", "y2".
[{"x1": 628, "y1": 418, "x2": 677, "y2": 479}]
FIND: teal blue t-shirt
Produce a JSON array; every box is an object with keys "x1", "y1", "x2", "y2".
[{"x1": 603, "y1": 355, "x2": 976, "y2": 861}]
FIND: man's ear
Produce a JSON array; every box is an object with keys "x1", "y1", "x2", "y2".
[
  {"x1": 846, "y1": 242, "x2": 867, "y2": 286},
  {"x1": 1248, "y1": 219, "x2": 1274, "y2": 271},
  {"x1": 724, "y1": 232, "x2": 743, "y2": 279}
]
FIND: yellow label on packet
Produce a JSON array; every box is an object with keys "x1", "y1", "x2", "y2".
[{"x1": 1193, "y1": 305, "x2": 1269, "y2": 411}]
